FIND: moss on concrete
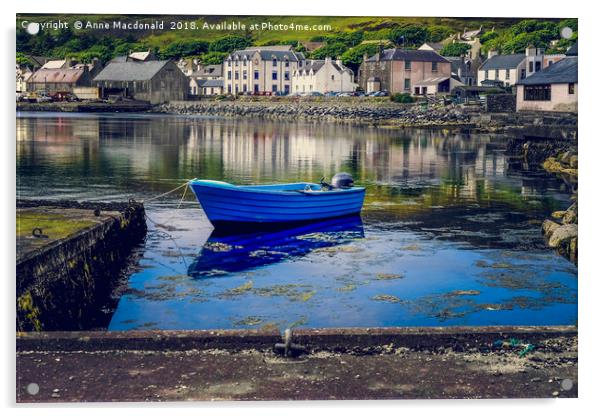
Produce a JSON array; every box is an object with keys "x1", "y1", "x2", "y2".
[{"x1": 17, "y1": 211, "x2": 96, "y2": 240}]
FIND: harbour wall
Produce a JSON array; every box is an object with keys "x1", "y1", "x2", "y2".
[{"x1": 16, "y1": 200, "x2": 147, "y2": 331}]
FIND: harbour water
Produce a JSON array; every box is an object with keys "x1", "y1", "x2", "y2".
[{"x1": 16, "y1": 112, "x2": 577, "y2": 330}]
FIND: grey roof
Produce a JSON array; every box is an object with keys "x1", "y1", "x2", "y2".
[
  {"x1": 229, "y1": 49, "x2": 305, "y2": 62},
  {"x1": 566, "y1": 41, "x2": 578, "y2": 56},
  {"x1": 197, "y1": 79, "x2": 223, "y2": 87},
  {"x1": 480, "y1": 54, "x2": 525, "y2": 70},
  {"x1": 443, "y1": 56, "x2": 469, "y2": 74},
  {"x1": 516, "y1": 57, "x2": 577, "y2": 85},
  {"x1": 299, "y1": 60, "x2": 325, "y2": 73},
  {"x1": 366, "y1": 48, "x2": 449, "y2": 63},
  {"x1": 94, "y1": 61, "x2": 170, "y2": 82}
]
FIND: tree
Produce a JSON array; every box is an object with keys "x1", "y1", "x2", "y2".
[
  {"x1": 160, "y1": 40, "x2": 209, "y2": 59},
  {"x1": 340, "y1": 43, "x2": 381, "y2": 71},
  {"x1": 479, "y1": 31, "x2": 499, "y2": 44},
  {"x1": 427, "y1": 26, "x2": 454, "y2": 42},
  {"x1": 439, "y1": 42, "x2": 471, "y2": 57},
  {"x1": 557, "y1": 19, "x2": 578, "y2": 33},
  {"x1": 201, "y1": 51, "x2": 228, "y2": 65},
  {"x1": 16, "y1": 52, "x2": 30, "y2": 67},
  {"x1": 309, "y1": 42, "x2": 348, "y2": 59},
  {"x1": 389, "y1": 25, "x2": 428, "y2": 47},
  {"x1": 208, "y1": 35, "x2": 252, "y2": 53}
]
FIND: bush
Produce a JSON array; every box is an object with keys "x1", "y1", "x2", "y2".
[{"x1": 390, "y1": 93, "x2": 415, "y2": 103}]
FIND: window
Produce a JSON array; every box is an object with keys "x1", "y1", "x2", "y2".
[
  {"x1": 495, "y1": 69, "x2": 499, "y2": 79},
  {"x1": 228, "y1": 85, "x2": 232, "y2": 93},
  {"x1": 227, "y1": 71, "x2": 232, "y2": 80},
  {"x1": 234, "y1": 72, "x2": 239, "y2": 80},
  {"x1": 535, "y1": 61, "x2": 541, "y2": 72},
  {"x1": 285, "y1": 61, "x2": 289, "y2": 67},
  {"x1": 235, "y1": 85, "x2": 239, "y2": 94},
  {"x1": 284, "y1": 85, "x2": 290, "y2": 94},
  {"x1": 227, "y1": 60, "x2": 231, "y2": 67},
  {"x1": 254, "y1": 84, "x2": 259, "y2": 93},
  {"x1": 521, "y1": 69, "x2": 526, "y2": 79},
  {"x1": 505, "y1": 69, "x2": 510, "y2": 80},
  {"x1": 272, "y1": 84, "x2": 277, "y2": 92},
  {"x1": 284, "y1": 72, "x2": 290, "y2": 81},
  {"x1": 404, "y1": 78, "x2": 410, "y2": 90},
  {"x1": 529, "y1": 61, "x2": 534, "y2": 72},
  {"x1": 568, "y1": 83, "x2": 575, "y2": 94},
  {"x1": 235, "y1": 61, "x2": 239, "y2": 67},
  {"x1": 524, "y1": 84, "x2": 551, "y2": 101},
  {"x1": 331, "y1": 75, "x2": 335, "y2": 81},
  {"x1": 432, "y1": 62, "x2": 438, "y2": 72},
  {"x1": 484, "y1": 70, "x2": 489, "y2": 80},
  {"x1": 272, "y1": 71, "x2": 278, "y2": 80},
  {"x1": 243, "y1": 71, "x2": 247, "y2": 80},
  {"x1": 405, "y1": 61, "x2": 411, "y2": 70},
  {"x1": 272, "y1": 59, "x2": 277, "y2": 67},
  {"x1": 243, "y1": 84, "x2": 247, "y2": 92},
  {"x1": 254, "y1": 71, "x2": 259, "y2": 80}
]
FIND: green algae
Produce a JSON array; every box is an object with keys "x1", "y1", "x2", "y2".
[
  {"x1": 17, "y1": 291, "x2": 42, "y2": 331},
  {"x1": 376, "y1": 273, "x2": 404, "y2": 280},
  {"x1": 233, "y1": 316, "x2": 263, "y2": 326},
  {"x1": 252, "y1": 284, "x2": 316, "y2": 302},
  {"x1": 17, "y1": 211, "x2": 95, "y2": 240},
  {"x1": 336, "y1": 283, "x2": 357, "y2": 292},
  {"x1": 372, "y1": 294, "x2": 403, "y2": 304}
]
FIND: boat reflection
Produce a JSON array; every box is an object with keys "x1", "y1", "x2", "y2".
[{"x1": 188, "y1": 215, "x2": 364, "y2": 277}]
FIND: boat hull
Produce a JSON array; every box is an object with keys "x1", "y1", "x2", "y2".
[{"x1": 189, "y1": 180, "x2": 365, "y2": 226}]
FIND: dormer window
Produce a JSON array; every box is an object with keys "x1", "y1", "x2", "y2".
[{"x1": 272, "y1": 58, "x2": 277, "y2": 67}]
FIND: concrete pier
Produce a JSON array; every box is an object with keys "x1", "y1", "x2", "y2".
[{"x1": 16, "y1": 200, "x2": 147, "y2": 331}]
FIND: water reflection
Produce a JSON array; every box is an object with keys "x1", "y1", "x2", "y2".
[
  {"x1": 16, "y1": 113, "x2": 577, "y2": 329},
  {"x1": 189, "y1": 216, "x2": 364, "y2": 277}
]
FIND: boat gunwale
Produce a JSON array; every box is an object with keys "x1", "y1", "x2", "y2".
[{"x1": 189, "y1": 180, "x2": 366, "y2": 196}]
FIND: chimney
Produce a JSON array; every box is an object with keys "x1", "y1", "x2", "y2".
[
  {"x1": 335, "y1": 58, "x2": 342, "y2": 67},
  {"x1": 325, "y1": 56, "x2": 332, "y2": 64},
  {"x1": 487, "y1": 50, "x2": 498, "y2": 59}
]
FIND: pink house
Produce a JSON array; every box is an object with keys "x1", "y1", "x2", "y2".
[{"x1": 359, "y1": 49, "x2": 452, "y2": 95}]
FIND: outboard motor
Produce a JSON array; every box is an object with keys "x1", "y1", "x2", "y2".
[{"x1": 331, "y1": 172, "x2": 354, "y2": 189}]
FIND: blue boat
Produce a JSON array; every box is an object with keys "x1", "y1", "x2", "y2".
[{"x1": 189, "y1": 173, "x2": 365, "y2": 228}]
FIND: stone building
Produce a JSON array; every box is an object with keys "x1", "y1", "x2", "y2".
[
  {"x1": 292, "y1": 57, "x2": 357, "y2": 93},
  {"x1": 189, "y1": 64, "x2": 224, "y2": 96},
  {"x1": 516, "y1": 56, "x2": 577, "y2": 112},
  {"x1": 27, "y1": 66, "x2": 93, "y2": 94},
  {"x1": 94, "y1": 60, "x2": 188, "y2": 104},
  {"x1": 223, "y1": 45, "x2": 305, "y2": 95},
  {"x1": 358, "y1": 48, "x2": 452, "y2": 95}
]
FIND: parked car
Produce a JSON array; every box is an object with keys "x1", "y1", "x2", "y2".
[{"x1": 307, "y1": 91, "x2": 324, "y2": 97}]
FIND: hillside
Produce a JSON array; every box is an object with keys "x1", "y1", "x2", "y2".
[{"x1": 16, "y1": 14, "x2": 575, "y2": 69}]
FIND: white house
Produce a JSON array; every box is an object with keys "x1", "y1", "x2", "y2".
[
  {"x1": 477, "y1": 51, "x2": 526, "y2": 87},
  {"x1": 478, "y1": 47, "x2": 568, "y2": 87},
  {"x1": 292, "y1": 57, "x2": 357, "y2": 94},
  {"x1": 516, "y1": 56, "x2": 577, "y2": 112},
  {"x1": 16, "y1": 66, "x2": 33, "y2": 93}
]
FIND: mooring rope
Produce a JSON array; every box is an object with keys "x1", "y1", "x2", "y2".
[
  {"x1": 141, "y1": 178, "x2": 196, "y2": 204},
  {"x1": 138, "y1": 178, "x2": 198, "y2": 270}
]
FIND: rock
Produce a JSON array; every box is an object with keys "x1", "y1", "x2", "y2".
[
  {"x1": 542, "y1": 219, "x2": 560, "y2": 239},
  {"x1": 551, "y1": 211, "x2": 566, "y2": 219},
  {"x1": 562, "y1": 209, "x2": 577, "y2": 224},
  {"x1": 548, "y1": 224, "x2": 578, "y2": 248},
  {"x1": 569, "y1": 155, "x2": 578, "y2": 169}
]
